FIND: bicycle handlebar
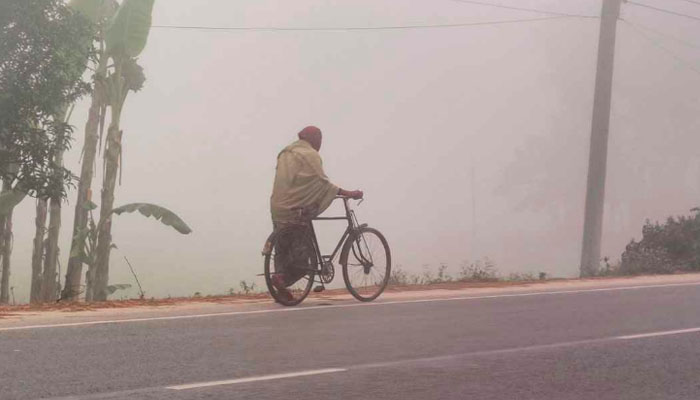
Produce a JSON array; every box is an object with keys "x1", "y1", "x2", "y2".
[{"x1": 334, "y1": 195, "x2": 363, "y2": 209}]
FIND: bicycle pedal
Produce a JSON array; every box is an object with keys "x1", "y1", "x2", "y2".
[{"x1": 313, "y1": 285, "x2": 325, "y2": 293}]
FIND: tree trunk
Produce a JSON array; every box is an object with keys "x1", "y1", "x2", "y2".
[
  {"x1": 0, "y1": 180, "x2": 13, "y2": 304},
  {"x1": 85, "y1": 263, "x2": 94, "y2": 302},
  {"x1": 63, "y1": 90, "x2": 102, "y2": 301},
  {"x1": 0, "y1": 209, "x2": 12, "y2": 304},
  {"x1": 92, "y1": 107, "x2": 121, "y2": 302},
  {"x1": 41, "y1": 195, "x2": 61, "y2": 302},
  {"x1": 30, "y1": 198, "x2": 48, "y2": 304},
  {"x1": 0, "y1": 214, "x2": 5, "y2": 304},
  {"x1": 40, "y1": 108, "x2": 67, "y2": 303}
]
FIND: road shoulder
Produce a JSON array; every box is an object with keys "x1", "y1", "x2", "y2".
[{"x1": 2, "y1": 273, "x2": 699, "y2": 329}]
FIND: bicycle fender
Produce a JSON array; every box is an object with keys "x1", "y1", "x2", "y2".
[{"x1": 339, "y1": 225, "x2": 369, "y2": 264}]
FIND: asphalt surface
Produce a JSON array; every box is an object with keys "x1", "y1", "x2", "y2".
[{"x1": 3, "y1": 281, "x2": 700, "y2": 399}]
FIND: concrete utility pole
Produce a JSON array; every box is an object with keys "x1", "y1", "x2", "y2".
[{"x1": 580, "y1": 0, "x2": 623, "y2": 277}]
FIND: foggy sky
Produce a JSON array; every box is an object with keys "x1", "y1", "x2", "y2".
[{"x1": 9, "y1": 0, "x2": 700, "y2": 301}]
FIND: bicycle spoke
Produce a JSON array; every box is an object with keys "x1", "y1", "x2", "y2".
[{"x1": 369, "y1": 268, "x2": 384, "y2": 285}]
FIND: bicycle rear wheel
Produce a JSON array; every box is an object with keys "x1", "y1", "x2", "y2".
[
  {"x1": 341, "y1": 227, "x2": 391, "y2": 302},
  {"x1": 264, "y1": 226, "x2": 316, "y2": 306}
]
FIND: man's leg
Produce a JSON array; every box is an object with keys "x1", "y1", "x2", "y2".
[
  {"x1": 271, "y1": 222, "x2": 294, "y2": 299},
  {"x1": 288, "y1": 228, "x2": 315, "y2": 284},
  {"x1": 273, "y1": 223, "x2": 312, "y2": 287}
]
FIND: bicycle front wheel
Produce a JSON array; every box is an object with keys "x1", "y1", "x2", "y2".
[{"x1": 341, "y1": 227, "x2": 391, "y2": 302}]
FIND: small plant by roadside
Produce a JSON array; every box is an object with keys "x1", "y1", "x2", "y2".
[
  {"x1": 226, "y1": 280, "x2": 262, "y2": 296},
  {"x1": 458, "y1": 259, "x2": 498, "y2": 282},
  {"x1": 389, "y1": 259, "x2": 542, "y2": 286},
  {"x1": 388, "y1": 265, "x2": 411, "y2": 286},
  {"x1": 390, "y1": 264, "x2": 455, "y2": 286},
  {"x1": 593, "y1": 257, "x2": 621, "y2": 277},
  {"x1": 239, "y1": 280, "x2": 257, "y2": 295},
  {"x1": 435, "y1": 263, "x2": 453, "y2": 283},
  {"x1": 420, "y1": 264, "x2": 435, "y2": 285},
  {"x1": 505, "y1": 272, "x2": 537, "y2": 282}
]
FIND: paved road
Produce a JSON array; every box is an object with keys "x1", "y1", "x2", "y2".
[{"x1": 3, "y1": 281, "x2": 700, "y2": 399}]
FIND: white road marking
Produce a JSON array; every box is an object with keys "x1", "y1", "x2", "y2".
[
  {"x1": 164, "y1": 326, "x2": 700, "y2": 392},
  {"x1": 166, "y1": 368, "x2": 346, "y2": 390},
  {"x1": 2, "y1": 281, "x2": 700, "y2": 332},
  {"x1": 358, "y1": 326, "x2": 700, "y2": 370},
  {"x1": 617, "y1": 327, "x2": 700, "y2": 340},
  {"x1": 352, "y1": 338, "x2": 609, "y2": 371}
]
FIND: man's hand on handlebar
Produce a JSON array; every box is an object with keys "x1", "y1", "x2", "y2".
[
  {"x1": 339, "y1": 188, "x2": 364, "y2": 200},
  {"x1": 349, "y1": 190, "x2": 363, "y2": 200}
]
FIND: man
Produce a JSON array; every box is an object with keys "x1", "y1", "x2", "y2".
[{"x1": 270, "y1": 126, "x2": 362, "y2": 299}]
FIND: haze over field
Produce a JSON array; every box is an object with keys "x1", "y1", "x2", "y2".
[{"x1": 9, "y1": 0, "x2": 700, "y2": 301}]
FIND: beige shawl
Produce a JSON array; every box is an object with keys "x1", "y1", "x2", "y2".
[{"x1": 270, "y1": 140, "x2": 339, "y2": 223}]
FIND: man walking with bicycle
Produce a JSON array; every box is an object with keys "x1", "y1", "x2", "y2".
[{"x1": 269, "y1": 126, "x2": 363, "y2": 300}]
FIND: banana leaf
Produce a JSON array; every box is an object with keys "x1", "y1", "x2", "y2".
[
  {"x1": 112, "y1": 203, "x2": 192, "y2": 234},
  {"x1": 106, "y1": 283, "x2": 131, "y2": 295},
  {"x1": 105, "y1": 0, "x2": 155, "y2": 58}
]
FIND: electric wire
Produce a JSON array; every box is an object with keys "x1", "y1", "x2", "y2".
[
  {"x1": 626, "y1": 1, "x2": 700, "y2": 23},
  {"x1": 675, "y1": 0, "x2": 700, "y2": 6},
  {"x1": 150, "y1": 15, "x2": 592, "y2": 32},
  {"x1": 450, "y1": 0, "x2": 597, "y2": 18},
  {"x1": 621, "y1": 18, "x2": 700, "y2": 51},
  {"x1": 622, "y1": 19, "x2": 700, "y2": 76}
]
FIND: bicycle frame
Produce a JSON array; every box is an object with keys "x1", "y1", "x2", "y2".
[{"x1": 308, "y1": 196, "x2": 366, "y2": 281}]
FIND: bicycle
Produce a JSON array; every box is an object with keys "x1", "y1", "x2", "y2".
[{"x1": 262, "y1": 196, "x2": 391, "y2": 306}]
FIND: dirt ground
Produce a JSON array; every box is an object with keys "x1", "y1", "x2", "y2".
[{"x1": 0, "y1": 279, "x2": 540, "y2": 318}]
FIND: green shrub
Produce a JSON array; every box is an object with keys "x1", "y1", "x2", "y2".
[{"x1": 620, "y1": 208, "x2": 700, "y2": 275}]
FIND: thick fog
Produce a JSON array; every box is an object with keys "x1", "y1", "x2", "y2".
[{"x1": 9, "y1": 0, "x2": 700, "y2": 301}]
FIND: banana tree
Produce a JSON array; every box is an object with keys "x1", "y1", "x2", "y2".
[
  {"x1": 62, "y1": 0, "x2": 119, "y2": 301},
  {"x1": 30, "y1": 198, "x2": 47, "y2": 303},
  {"x1": 62, "y1": 0, "x2": 153, "y2": 301},
  {"x1": 91, "y1": 0, "x2": 155, "y2": 301},
  {"x1": 73, "y1": 202, "x2": 191, "y2": 300}
]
